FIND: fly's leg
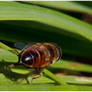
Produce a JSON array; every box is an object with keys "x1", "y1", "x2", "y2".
[
  {"x1": 31, "y1": 72, "x2": 43, "y2": 84},
  {"x1": 31, "y1": 67, "x2": 43, "y2": 84}
]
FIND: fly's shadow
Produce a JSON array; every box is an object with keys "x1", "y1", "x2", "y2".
[{"x1": 0, "y1": 60, "x2": 37, "y2": 84}]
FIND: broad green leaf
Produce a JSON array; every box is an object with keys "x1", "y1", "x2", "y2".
[
  {"x1": 1, "y1": 21, "x2": 92, "y2": 59},
  {"x1": 28, "y1": 1, "x2": 92, "y2": 14},
  {"x1": 0, "y1": 2, "x2": 92, "y2": 42}
]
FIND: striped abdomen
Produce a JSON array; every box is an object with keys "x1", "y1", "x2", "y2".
[{"x1": 21, "y1": 43, "x2": 62, "y2": 68}]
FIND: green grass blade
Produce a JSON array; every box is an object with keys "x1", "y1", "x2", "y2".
[
  {"x1": 51, "y1": 60, "x2": 92, "y2": 73},
  {"x1": 0, "y1": 84, "x2": 81, "y2": 91},
  {"x1": 0, "y1": 42, "x2": 19, "y2": 55},
  {"x1": 75, "y1": 1, "x2": 92, "y2": 9},
  {"x1": 59, "y1": 75, "x2": 92, "y2": 84},
  {"x1": 0, "y1": 83, "x2": 92, "y2": 91},
  {"x1": 43, "y1": 69, "x2": 67, "y2": 85},
  {"x1": 28, "y1": 1, "x2": 92, "y2": 14}
]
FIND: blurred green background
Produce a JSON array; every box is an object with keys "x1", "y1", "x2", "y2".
[{"x1": 0, "y1": 1, "x2": 92, "y2": 91}]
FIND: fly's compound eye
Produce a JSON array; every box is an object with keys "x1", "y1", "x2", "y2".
[{"x1": 22, "y1": 53, "x2": 33, "y2": 65}]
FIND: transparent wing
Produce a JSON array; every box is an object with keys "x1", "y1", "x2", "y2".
[{"x1": 14, "y1": 42, "x2": 36, "y2": 50}]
